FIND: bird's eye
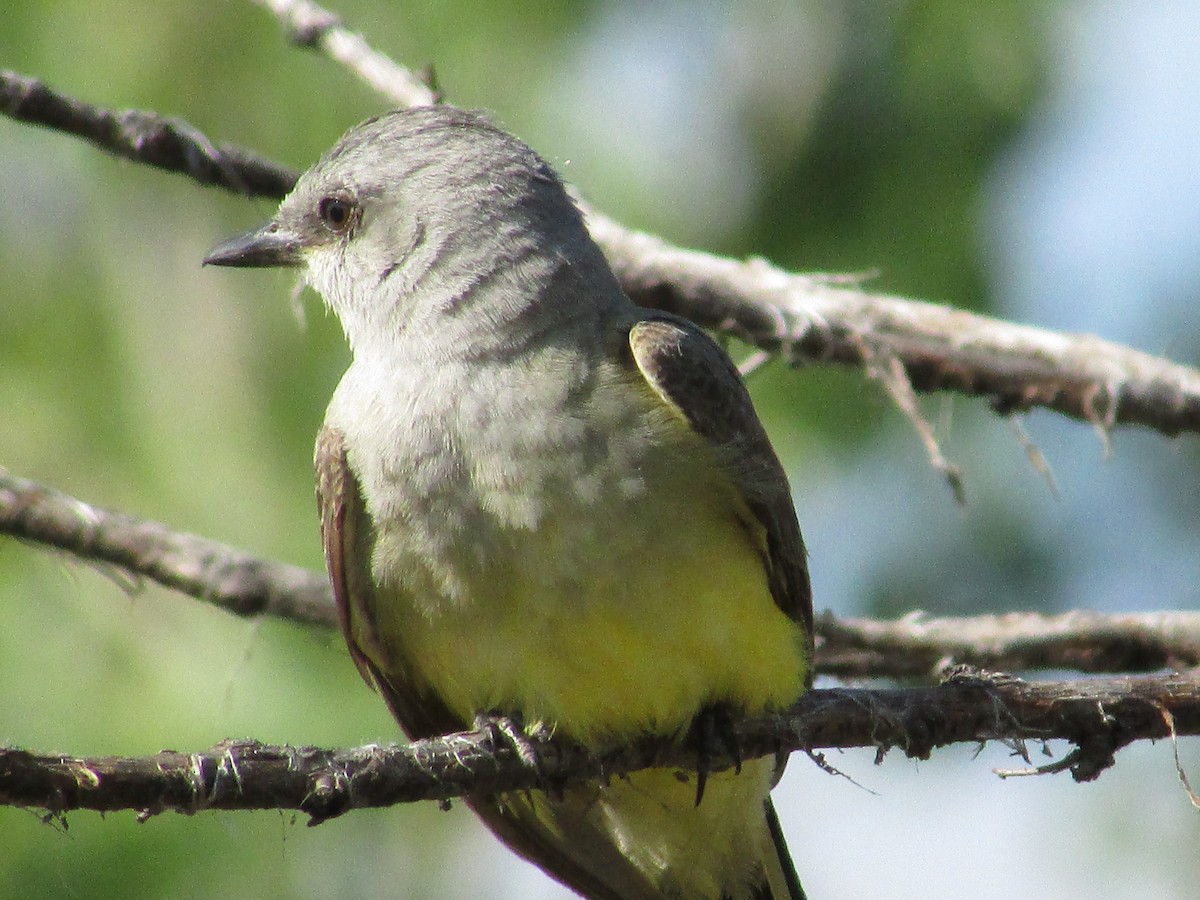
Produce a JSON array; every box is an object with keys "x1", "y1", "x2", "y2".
[{"x1": 318, "y1": 196, "x2": 356, "y2": 233}]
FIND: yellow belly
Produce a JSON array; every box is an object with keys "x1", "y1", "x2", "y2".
[
  {"x1": 353, "y1": 356, "x2": 808, "y2": 744},
  {"x1": 371, "y1": 465, "x2": 807, "y2": 745}
]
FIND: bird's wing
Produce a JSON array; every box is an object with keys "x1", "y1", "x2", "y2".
[
  {"x1": 628, "y1": 315, "x2": 814, "y2": 655},
  {"x1": 629, "y1": 314, "x2": 812, "y2": 900},
  {"x1": 315, "y1": 425, "x2": 461, "y2": 738},
  {"x1": 315, "y1": 426, "x2": 373, "y2": 687}
]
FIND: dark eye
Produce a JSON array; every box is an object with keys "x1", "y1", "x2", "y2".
[{"x1": 318, "y1": 196, "x2": 355, "y2": 233}]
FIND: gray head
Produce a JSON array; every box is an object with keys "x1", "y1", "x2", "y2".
[{"x1": 205, "y1": 107, "x2": 619, "y2": 354}]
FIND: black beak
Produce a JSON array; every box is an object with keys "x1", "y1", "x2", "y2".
[{"x1": 203, "y1": 221, "x2": 305, "y2": 268}]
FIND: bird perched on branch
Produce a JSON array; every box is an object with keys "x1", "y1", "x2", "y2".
[{"x1": 206, "y1": 105, "x2": 813, "y2": 900}]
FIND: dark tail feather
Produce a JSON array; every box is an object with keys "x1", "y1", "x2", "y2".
[{"x1": 759, "y1": 799, "x2": 807, "y2": 900}]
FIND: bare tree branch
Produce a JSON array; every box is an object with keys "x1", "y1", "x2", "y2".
[
  {"x1": 0, "y1": 468, "x2": 334, "y2": 628},
  {"x1": 819, "y1": 611, "x2": 1200, "y2": 677},
  {"x1": 4, "y1": 672, "x2": 1197, "y2": 821},
  {"x1": 5, "y1": 469, "x2": 1199, "y2": 678},
  {"x1": 0, "y1": 70, "x2": 294, "y2": 198},
  {"x1": 2, "y1": 69, "x2": 1199, "y2": 442},
  {"x1": 250, "y1": 0, "x2": 440, "y2": 108},
  {"x1": 857, "y1": 336, "x2": 966, "y2": 502},
  {"x1": 586, "y1": 210, "x2": 1200, "y2": 438}
]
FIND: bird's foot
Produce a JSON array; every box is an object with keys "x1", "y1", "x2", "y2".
[
  {"x1": 688, "y1": 703, "x2": 743, "y2": 807},
  {"x1": 474, "y1": 710, "x2": 552, "y2": 787}
]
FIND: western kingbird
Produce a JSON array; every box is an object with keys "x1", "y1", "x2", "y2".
[{"x1": 205, "y1": 107, "x2": 813, "y2": 900}]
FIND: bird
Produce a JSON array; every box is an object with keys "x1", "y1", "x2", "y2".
[{"x1": 205, "y1": 105, "x2": 813, "y2": 900}]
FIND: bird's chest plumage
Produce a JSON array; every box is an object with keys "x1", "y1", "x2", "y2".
[
  {"x1": 341, "y1": 349, "x2": 683, "y2": 596},
  {"x1": 327, "y1": 347, "x2": 802, "y2": 742}
]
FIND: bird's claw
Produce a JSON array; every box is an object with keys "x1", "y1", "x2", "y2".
[
  {"x1": 689, "y1": 704, "x2": 743, "y2": 807},
  {"x1": 475, "y1": 710, "x2": 551, "y2": 788}
]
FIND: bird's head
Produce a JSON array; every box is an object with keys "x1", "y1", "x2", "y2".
[{"x1": 205, "y1": 106, "x2": 603, "y2": 353}]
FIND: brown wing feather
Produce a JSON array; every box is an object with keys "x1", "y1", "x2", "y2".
[
  {"x1": 315, "y1": 425, "x2": 374, "y2": 687},
  {"x1": 628, "y1": 315, "x2": 814, "y2": 677},
  {"x1": 315, "y1": 425, "x2": 461, "y2": 738}
]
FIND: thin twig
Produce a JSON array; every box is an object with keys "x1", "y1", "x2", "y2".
[
  {"x1": 1160, "y1": 706, "x2": 1200, "y2": 808},
  {"x1": 1008, "y1": 414, "x2": 1060, "y2": 497},
  {"x1": 249, "y1": 0, "x2": 440, "y2": 108},
  {"x1": 858, "y1": 337, "x2": 966, "y2": 503}
]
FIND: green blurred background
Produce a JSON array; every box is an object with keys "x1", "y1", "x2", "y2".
[{"x1": 3, "y1": 1, "x2": 1198, "y2": 897}]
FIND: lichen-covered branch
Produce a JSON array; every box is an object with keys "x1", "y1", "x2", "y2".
[
  {"x1": 3, "y1": 68, "x2": 1199, "y2": 440},
  {"x1": 3, "y1": 673, "x2": 1197, "y2": 822}
]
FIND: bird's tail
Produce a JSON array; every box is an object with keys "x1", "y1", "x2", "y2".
[{"x1": 754, "y1": 799, "x2": 807, "y2": 900}]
